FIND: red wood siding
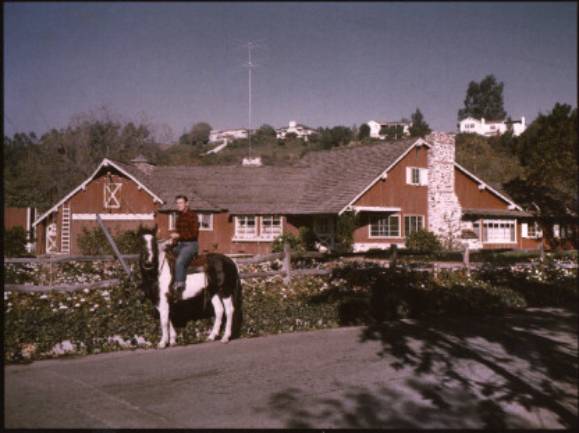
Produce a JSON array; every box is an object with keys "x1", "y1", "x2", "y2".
[
  {"x1": 454, "y1": 169, "x2": 509, "y2": 210},
  {"x1": 352, "y1": 146, "x2": 428, "y2": 245}
]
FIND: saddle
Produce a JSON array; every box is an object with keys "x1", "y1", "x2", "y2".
[
  {"x1": 164, "y1": 245, "x2": 210, "y2": 305},
  {"x1": 164, "y1": 245, "x2": 208, "y2": 275}
]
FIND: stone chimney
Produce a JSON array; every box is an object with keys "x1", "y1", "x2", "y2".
[
  {"x1": 242, "y1": 156, "x2": 263, "y2": 167},
  {"x1": 130, "y1": 154, "x2": 155, "y2": 175},
  {"x1": 426, "y1": 132, "x2": 462, "y2": 249}
]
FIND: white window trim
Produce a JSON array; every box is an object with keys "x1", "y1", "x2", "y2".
[
  {"x1": 232, "y1": 215, "x2": 284, "y2": 242},
  {"x1": 406, "y1": 167, "x2": 428, "y2": 186},
  {"x1": 481, "y1": 219, "x2": 518, "y2": 244},
  {"x1": 368, "y1": 214, "x2": 402, "y2": 239},
  {"x1": 233, "y1": 215, "x2": 259, "y2": 241},
  {"x1": 198, "y1": 213, "x2": 214, "y2": 231},
  {"x1": 168, "y1": 212, "x2": 176, "y2": 230},
  {"x1": 259, "y1": 215, "x2": 283, "y2": 241},
  {"x1": 522, "y1": 222, "x2": 542, "y2": 239},
  {"x1": 403, "y1": 214, "x2": 425, "y2": 237}
]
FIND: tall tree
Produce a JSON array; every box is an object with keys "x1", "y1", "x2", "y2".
[
  {"x1": 358, "y1": 123, "x2": 371, "y2": 140},
  {"x1": 409, "y1": 108, "x2": 431, "y2": 137},
  {"x1": 189, "y1": 122, "x2": 212, "y2": 145},
  {"x1": 505, "y1": 103, "x2": 577, "y2": 217},
  {"x1": 458, "y1": 74, "x2": 507, "y2": 121},
  {"x1": 379, "y1": 125, "x2": 404, "y2": 141}
]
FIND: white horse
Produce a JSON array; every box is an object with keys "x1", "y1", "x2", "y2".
[{"x1": 138, "y1": 226, "x2": 242, "y2": 348}]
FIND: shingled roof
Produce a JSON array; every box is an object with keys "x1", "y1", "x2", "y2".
[{"x1": 110, "y1": 137, "x2": 519, "y2": 215}]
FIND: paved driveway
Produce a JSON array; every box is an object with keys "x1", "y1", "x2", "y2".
[{"x1": 5, "y1": 307, "x2": 577, "y2": 428}]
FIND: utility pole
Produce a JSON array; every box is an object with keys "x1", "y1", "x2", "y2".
[{"x1": 244, "y1": 42, "x2": 258, "y2": 159}]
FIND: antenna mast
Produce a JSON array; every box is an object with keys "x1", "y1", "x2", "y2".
[{"x1": 243, "y1": 41, "x2": 259, "y2": 159}]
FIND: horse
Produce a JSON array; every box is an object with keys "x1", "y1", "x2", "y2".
[{"x1": 137, "y1": 226, "x2": 242, "y2": 348}]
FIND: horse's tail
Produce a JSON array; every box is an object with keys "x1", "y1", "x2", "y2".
[{"x1": 232, "y1": 260, "x2": 243, "y2": 339}]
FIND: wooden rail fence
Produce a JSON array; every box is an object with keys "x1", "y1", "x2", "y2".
[{"x1": 4, "y1": 244, "x2": 575, "y2": 293}]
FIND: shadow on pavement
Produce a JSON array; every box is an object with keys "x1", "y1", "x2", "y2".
[{"x1": 261, "y1": 308, "x2": 578, "y2": 428}]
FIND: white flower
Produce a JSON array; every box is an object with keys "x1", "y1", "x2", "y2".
[
  {"x1": 59, "y1": 305, "x2": 68, "y2": 310},
  {"x1": 74, "y1": 303, "x2": 81, "y2": 307}
]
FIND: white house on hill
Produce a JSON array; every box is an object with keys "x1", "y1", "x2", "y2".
[
  {"x1": 458, "y1": 117, "x2": 526, "y2": 137},
  {"x1": 209, "y1": 128, "x2": 249, "y2": 144},
  {"x1": 276, "y1": 121, "x2": 317, "y2": 141},
  {"x1": 367, "y1": 120, "x2": 412, "y2": 139}
]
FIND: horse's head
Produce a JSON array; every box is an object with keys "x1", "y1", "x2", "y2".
[{"x1": 138, "y1": 225, "x2": 159, "y2": 271}]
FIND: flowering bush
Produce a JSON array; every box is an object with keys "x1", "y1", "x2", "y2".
[
  {"x1": 4, "y1": 255, "x2": 576, "y2": 363},
  {"x1": 5, "y1": 268, "x2": 341, "y2": 363}
]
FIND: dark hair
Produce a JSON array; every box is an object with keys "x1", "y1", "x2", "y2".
[{"x1": 175, "y1": 195, "x2": 188, "y2": 202}]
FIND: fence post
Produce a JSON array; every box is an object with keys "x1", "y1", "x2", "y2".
[
  {"x1": 95, "y1": 213, "x2": 132, "y2": 278},
  {"x1": 49, "y1": 255, "x2": 54, "y2": 288},
  {"x1": 282, "y1": 241, "x2": 292, "y2": 285},
  {"x1": 390, "y1": 244, "x2": 398, "y2": 268},
  {"x1": 463, "y1": 245, "x2": 470, "y2": 275}
]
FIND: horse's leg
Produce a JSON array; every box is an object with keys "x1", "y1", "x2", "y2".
[
  {"x1": 221, "y1": 296, "x2": 235, "y2": 344},
  {"x1": 207, "y1": 294, "x2": 224, "y2": 341},
  {"x1": 169, "y1": 318, "x2": 177, "y2": 346},
  {"x1": 158, "y1": 297, "x2": 171, "y2": 349}
]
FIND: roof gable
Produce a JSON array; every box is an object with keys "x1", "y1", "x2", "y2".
[{"x1": 33, "y1": 158, "x2": 163, "y2": 226}]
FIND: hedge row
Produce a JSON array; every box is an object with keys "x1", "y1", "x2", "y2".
[{"x1": 5, "y1": 258, "x2": 577, "y2": 363}]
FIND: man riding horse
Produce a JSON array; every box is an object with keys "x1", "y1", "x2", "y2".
[{"x1": 169, "y1": 194, "x2": 200, "y2": 297}]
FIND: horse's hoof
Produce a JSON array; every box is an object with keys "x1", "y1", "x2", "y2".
[
  {"x1": 207, "y1": 335, "x2": 217, "y2": 342},
  {"x1": 169, "y1": 341, "x2": 177, "y2": 347},
  {"x1": 158, "y1": 342, "x2": 168, "y2": 349},
  {"x1": 221, "y1": 336, "x2": 230, "y2": 344}
]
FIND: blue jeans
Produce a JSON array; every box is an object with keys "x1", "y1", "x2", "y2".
[{"x1": 174, "y1": 241, "x2": 198, "y2": 283}]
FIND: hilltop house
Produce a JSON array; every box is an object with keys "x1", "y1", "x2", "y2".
[
  {"x1": 367, "y1": 120, "x2": 412, "y2": 139},
  {"x1": 209, "y1": 128, "x2": 249, "y2": 144},
  {"x1": 33, "y1": 133, "x2": 547, "y2": 256},
  {"x1": 276, "y1": 121, "x2": 317, "y2": 141},
  {"x1": 459, "y1": 117, "x2": 526, "y2": 137}
]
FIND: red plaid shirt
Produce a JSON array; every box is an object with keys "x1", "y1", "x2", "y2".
[{"x1": 176, "y1": 208, "x2": 199, "y2": 241}]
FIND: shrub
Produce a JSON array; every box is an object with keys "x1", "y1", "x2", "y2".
[
  {"x1": 405, "y1": 229, "x2": 443, "y2": 254},
  {"x1": 4, "y1": 226, "x2": 30, "y2": 257},
  {"x1": 77, "y1": 227, "x2": 141, "y2": 255},
  {"x1": 5, "y1": 273, "x2": 341, "y2": 363},
  {"x1": 335, "y1": 211, "x2": 358, "y2": 253},
  {"x1": 299, "y1": 226, "x2": 318, "y2": 251},
  {"x1": 272, "y1": 233, "x2": 304, "y2": 253}
]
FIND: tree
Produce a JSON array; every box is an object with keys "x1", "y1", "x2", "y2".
[
  {"x1": 458, "y1": 74, "x2": 507, "y2": 121},
  {"x1": 379, "y1": 125, "x2": 404, "y2": 141},
  {"x1": 358, "y1": 123, "x2": 371, "y2": 140},
  {"x1": 505, "y1": 103, "x2": 577, "y2": 218},
  {"x1": 190, "y1": 122, "x2": 212, "y2": 145},
  {"x1": 409, "y1": 108, "x2": 431, "y2": 138},
  {"x1": 255, "y1": 124, "x2": 277, "y2": 139}
]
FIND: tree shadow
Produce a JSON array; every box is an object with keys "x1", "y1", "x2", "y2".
[{"x1": 259, "y1": 308, "x2": 577, "y2": 428}]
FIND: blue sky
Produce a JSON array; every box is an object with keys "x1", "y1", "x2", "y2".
[{"x1": 4, "y1": 2, "x2": 577, "y2": 141}]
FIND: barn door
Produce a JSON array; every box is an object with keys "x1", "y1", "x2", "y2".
[{"x1": 46, "y1": 222, "x2": 58, "y2": 253}]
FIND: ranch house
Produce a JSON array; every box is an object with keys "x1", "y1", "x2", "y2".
[{"x1": 32, "y1": 132, "x2": 545, "y2": 256}]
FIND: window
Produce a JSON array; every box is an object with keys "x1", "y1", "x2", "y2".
[
  {"x1": 480, "y1": 219, "x2": 516, "y2": 243},
  {"x1": 406, "y1": 167, "x2": 428, "y2": 186},
  {"x1": 260, "y1": 215, "x2": 282, "y2": 239},
  {"x1": 198, "y1": 213, "x2": 213, "y2": 231},
  {"x1": 404, "y1": 215, "x2": 424, "y2": 236},
  {"x1": 234, "y1": 216, "x2": 257, "y2": 240},
  {"x1": 104, "y1": 182, "x2": 122, "y2": 208},
  {"x1": 168, "y1": 212, "x2": 177, "y2": 230},
  {"x1": 522, "y1": 222, "x2": 542, "y2": 238},
  {"x1": 370, "y1": 215, "x2": 400, "y2": 237}
]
